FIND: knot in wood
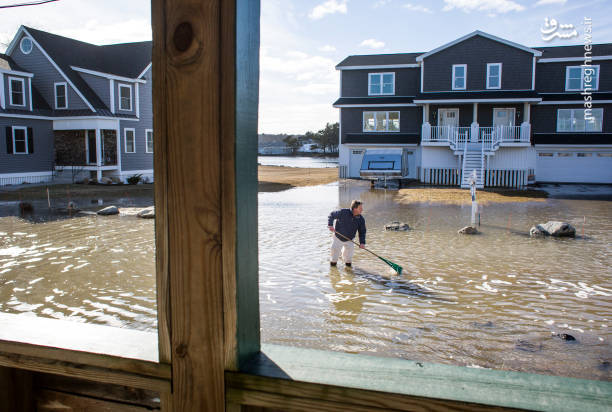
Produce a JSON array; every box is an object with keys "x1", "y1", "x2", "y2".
[
  {"x1": 173, "y1": 22, "x2": 193, "y2": 53},
  {"x1": 175, "y1": 343, "x2": 188, "y2": 358}
]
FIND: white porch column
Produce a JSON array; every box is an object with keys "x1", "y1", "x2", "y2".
[
  {"x1": 422, "y1": 104, "x2": 431, "y2": 141},
  {"x1": 471, "y1": 102, "x2": 479, "y2": 142},
  {"x1": 521, "y1": 103, "x2": 531, "y2": 141},
  {"x1": 423, "y1": 103, "x2": 429, "y2": 124},
  {"x1": 523, "y1": 102, "x2": 530, "y2": 123},
  {"x1": 95, "y1": 128, "x2": 102, "y2": 181}
]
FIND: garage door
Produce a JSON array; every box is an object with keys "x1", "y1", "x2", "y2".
[{"x1": 536, "y1": 151, "x2": 612, "y2": 183}]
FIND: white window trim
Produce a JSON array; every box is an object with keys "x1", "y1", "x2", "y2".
[
  {"x1": 368, "y1": 72, "x2": 395, "y2": 96},
  {"x1": 124, "y1": 128, "x2": 136, "y2": 153},
  {"x1": 54, "y1": 82, "x2": 68, "y2": 109},
  {"x1": 565, "y1": 65, "x2": 600, "y2": 91},
  {"x1": 362, "y1": 111, "x2": 401, "y2": 132},
  {"x1": 556, "y1": 108, "x2": 603, "y2": 132},
  {"x1": 118, "y1": 84, "x2": 133, "y2": 111},
  {"x1": 145, "y1": 129, "x2": 154, "y2": 153},
  {"x1": 486, "y1": 63, "x2": 502, "y2": 90},
  {"x1": 492, "y1": 108, "x2": 516, "y2": 127},
  {"x1": 8, "y1": 76, "x2": 26, "y2": 107},
  {"x1": 19, "y1": 37, "x2": 33, "y2": 54},
  {"x1": 12, "y1": 126, "x2": 28, "y2": 154},
  {"x1": 437, "y1": 108, "x2": 460, "y2": 126},
  {"x1": 452, "y1": 64, "x2": 466, "y2": 90}
]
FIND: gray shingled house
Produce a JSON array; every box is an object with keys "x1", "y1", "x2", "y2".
[
  {"x1": 334, "y1": 31, "x2": 612, "y2": 187},
  {"x1": 0, "y1": 26, "x2": 152, "y2": 185}
]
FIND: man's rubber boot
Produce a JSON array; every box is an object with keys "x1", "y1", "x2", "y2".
[
  {"x1": 345, "y1": 263, "x2": 352, "y2": 267},
  {"x1": 330, "y1": 262, "x2": 337, "y2": 266}
]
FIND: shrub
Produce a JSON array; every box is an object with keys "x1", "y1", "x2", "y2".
[{"x1": 127, "y1": 174, "x2": 143, "y2": 185}]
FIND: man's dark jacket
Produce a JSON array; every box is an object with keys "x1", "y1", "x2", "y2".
[{"x1": 328, "y1": 208, "x2": 366, "y2": 244}]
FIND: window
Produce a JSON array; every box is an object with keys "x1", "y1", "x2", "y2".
[
  {"x1": 54, "y1": 82, "x2": 67, "y2": 109},
  {"x1": 146, "y1": 129, "x2": 153, "y2": 153},
  {"x1": 368, "y1": 72, "x2": 394, "y2": 95},
  {"x1": 486, "y1": 63, "x2": 501, "y2": 89},
  {"x1": 363, "y1": 111, "x2": 400, "y2": 132},
  {"x1": 9, "y1": 77, "x2": 25, "y2": 106},
  {"x1": 538, "y1": 152, "x2": 553, "y2": 157},
  {"x1": 598, "y1": 153, "x2": 612, "y2": 157},
  {"x1": 577, "y1": 153, "x2": 592, "y2": 157},
  {"x1": 557, "y1": 108, "x2": 603, "y2": 132},
  {"x1": 565, "y1": 65, "x2": 599, "y2": 91},
  {"x1": 19, "y1": 37, "x2": 32, "y2": 54},
  {"x1": 124, "y1": 128, "x2": 135, "y2": 153},
  {"x1": 119, "y1": 84, "x2": 132, "y2": 110},
  {"x1": 557, "y1": 152, "x2": 573, "y2": 157},
  {"x1": 12, "y1": 126, "x2": 28, "y2": 154},
  {"x1": 452, "y1": 64, "x2": 466, "y2": 90}
]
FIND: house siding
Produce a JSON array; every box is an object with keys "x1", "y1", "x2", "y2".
[
  {"x1": 428, "y1": 104, "x2": 473, "y2": 127},
  {"x1": 0, "y1": 117, "x2": 53, "y2": 173},
  {"x1": 120, "y1": 67, "x2": 153, "y2": 171},
  {"x1": 536, "y1": 60, "x2": 612, "y2": 93},
  {"x1": 10, "y1": 33, "x2": 89, "y2": 111},
  {"x1": 78, "y1": 72, "x2": 111, "y2": 109},
  {"x1": 341, "y1": 68, "x2": 420, "y2": 97},
  {"x1": 422, "y1": 36, "x2": 534, "y2": 92},
  {"x1": 531, "y1": 103, "x2": 612, "y2": 141},
  {"x1": 341, "y1": 106, "x2": 422, "y2": 140}
]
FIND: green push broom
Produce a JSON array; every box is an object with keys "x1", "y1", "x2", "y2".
[{"x1": 334, "y1": 231, "x2": 403, "y2": 275}]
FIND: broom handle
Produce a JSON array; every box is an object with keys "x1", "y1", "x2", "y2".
[{"x1": 333, "y1": 230, "x2": 384, "y2": 261}]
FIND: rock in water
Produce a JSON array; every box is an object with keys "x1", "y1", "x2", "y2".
[
  {"x1": 530, "y1": 221, "x2": 575, "y2": 237},
  {"x1": 97, "y1": 205, "x2": 119, "y2": 215},
  {"x1": 555, "y1": 333, "x2": 577, "y2": 342},
  {"x1": 385, "y1": 221, "x2": 410, "y2": 231},
  {"x1": 458, "y1": 226, "x2": 478, "y2": 235},
  {"x1": 137, "y1": 207, "x2": 155, "y2": 219}
]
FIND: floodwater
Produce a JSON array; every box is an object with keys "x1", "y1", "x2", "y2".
[
  {"x1": 258, "y1": 155, "x2": 338, "y2": 168},
  {"x1": 1, "y1": 180, "x2": 611, "y2": 380}
]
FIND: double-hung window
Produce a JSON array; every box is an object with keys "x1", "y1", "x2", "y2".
[
  {"x1": 368, "y1": 73, "x2": 394, "y2": 95},
  {"x1": 12, "y1": 126, "x2": 28, "y2": 154},
  {"x1": 9, "y1": 77, "x2": 25, "y2": 106},
  {"x1": 363, "y1": 111, "x2": 400, "y2": 132},
  {"x1": 452, "y1": 64, "x2": 466, "y2": 90},
  {"x1": 124, "y1": 128, "x2": 136, "y2": 153},
  {"x1": 119, "y1": 84, "x2": 133, "y2": 111},
  {"x1": 565, "y1": 66, "x2": 599, "y2": 91},
  {"x1": 146, "y1": 129, "x2": 153, "y2": 153},
  {"x1": 486, "y1": 63, "x2": 502, "y2": 89},
  {"x1": 55, "y1": 82, "x2": 67, "y2": 109},
  {"x1": 557, "y1": 108, "x2": 603, "y2": 132}
]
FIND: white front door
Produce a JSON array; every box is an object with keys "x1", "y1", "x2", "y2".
[
  {"x1": 493, "y1": 108, "x2": 515, "y2": 127},
  {"x1": 438, "y1": 109, "x2": 459, "y2": 127},
  {"x1": 349, "y1": 149, "x2": 364, "y2": 178}
]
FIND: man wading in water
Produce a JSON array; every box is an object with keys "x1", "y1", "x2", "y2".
[{"x1": 328, "y1": 200, "x2": 366, "y2": 267}]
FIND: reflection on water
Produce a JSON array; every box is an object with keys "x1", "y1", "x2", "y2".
[
  {"x1": 259, "y1": 181, "x2": 612, "y2": 380},
  {"x1": 0, "y1": 214, "x2": 156, "y2": 331}
]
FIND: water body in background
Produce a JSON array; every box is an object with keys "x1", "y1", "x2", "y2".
[
  {"x1": 1, "y1": 180, "x2": 610, "y2": 380},
  {"x1": 258, "y1": 155, "x2": 338, "y2": 168}
]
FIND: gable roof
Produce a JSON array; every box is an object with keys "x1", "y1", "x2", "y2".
[
  {"x1": 336, "y1": 53, "x2": 422, "y2": 69},
  {"x1": 534, "y1": 43, "x2": 612, "y2": 59},
  {"x1": 6, "y1": 26, "x2": 151, "y2": 113},
  {"x1": 416, "y1": 31, "x2": 542, "y2": 61}
]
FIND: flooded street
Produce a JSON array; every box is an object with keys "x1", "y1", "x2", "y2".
[
  {"x1": 0, "y1": 177, "x2": 610, "y2": 380},
  {"x1": 259, "y1": 181, "x2": 612, "y2": 380}
]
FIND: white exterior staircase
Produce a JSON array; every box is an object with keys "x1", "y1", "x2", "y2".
[{"x1": 461, "y1": 143, "x2": 484, "y2": 188}]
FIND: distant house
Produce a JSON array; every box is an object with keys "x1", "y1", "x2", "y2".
[
  {"x1": 0, "y1": 26, "x2": 152, "y2": 185},
  {"x1": 334, "y1": 31, "x2": 612, "y2": 187}
]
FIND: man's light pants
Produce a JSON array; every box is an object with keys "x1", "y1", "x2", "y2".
[{"x1": 331, "y1": 235, "x2": 354, "y2": 264}]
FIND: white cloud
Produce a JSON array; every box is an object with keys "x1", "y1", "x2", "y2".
[
  {"x1": 294, "y1": 83, "x2": 338, "y2": 95},
  {"x1": 442, "y1": 0, "x2": 525, "y2": 13},
  {"x1": 319, "y1": 44, "x2": 337, "y2": 52},
  {"x1": 309, "y1": 0, "x2": 348, "y2": 19},
  {"x1": 373, "y1": 0, "x2": 392, "y2": 7},
  {"x1": 360, "y1": 38, "x2": 385, "y2": 49},
  {"x1": 403, "y1": 3, "x2": 433, "y2": 13},
  {"x1": 534, "y1": 0, "x2": 567, "y2": 5}
]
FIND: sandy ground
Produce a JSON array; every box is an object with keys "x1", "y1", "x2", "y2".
[
  {"x1": 258, "y1": 165, "x2": 338, "y2": 192},
  {"x1": 0, "y1": 166, "x2": 339, "y2": 201},
  {"x1": 395, "y1": 187, "x2": 548, "y2": 205}
]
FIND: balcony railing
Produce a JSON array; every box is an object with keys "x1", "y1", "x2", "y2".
[{"x1": 422, "y1": 124, "x2": 530, "y2": 151}]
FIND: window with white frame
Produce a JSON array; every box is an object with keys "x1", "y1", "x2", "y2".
[
  {"x1": 124, "y1": 128, "x2": 136, "y2": 153},
  {"x1": 452, "y1": 64, "x2": 466, "y2": 90},
  {"x1": 12, "y1": 126, "x2": 28, "y2": 154},
  {"x1": 557, "y1": 108, "x2": 603, "y2": 132},
  {"x1": 486, "y1": 63, "x2": 502, "y2": 89},
  {"x1": 9, "y1": 77, "x2": 25, "y2": 106},
  {"x1": 146, "y1": 129, "x2": 153, "y2": 153},
  {"x1": 368, "y1": 73, "x2": 394, "y2": 95},
  {"x1": 19, "y1": 37, "x2": 33, "y2": 54},
  {"x1": 363, "y1": 111, "x2": 400, "y2": 132},
  {"x1": 119, "y1": 84, "x2": 132, "y2": 111},
  {"x1": 565, "y1": 65, "x2": 599, "y2": 91},
  {"x1": 55, "y1": 82, "x2": 67, "y2": 109}
]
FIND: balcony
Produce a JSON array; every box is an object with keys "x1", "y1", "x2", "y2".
[{"x1": 421, "y1": 124, "x2": 530, "y2": 152}]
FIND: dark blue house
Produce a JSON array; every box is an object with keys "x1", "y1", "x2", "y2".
[
  {"x1": 334, "y1": 31, "x2": 612, "y2": 187},
  {"x1": 0, "y1": 26, "x2": 153, "y2": 185}
]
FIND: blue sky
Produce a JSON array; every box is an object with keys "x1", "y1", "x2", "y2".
[{"x1": 0, "y1": 0, "x2": 610, "y2": 134}]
